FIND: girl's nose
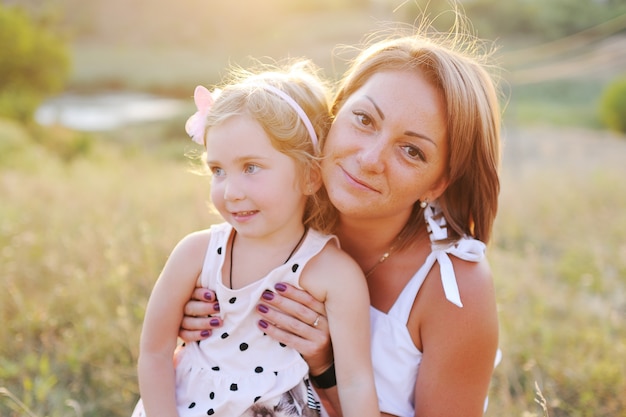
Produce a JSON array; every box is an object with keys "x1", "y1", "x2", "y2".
[{"x1": 223, "y1": 178, "x2": 245, "y2": 201}]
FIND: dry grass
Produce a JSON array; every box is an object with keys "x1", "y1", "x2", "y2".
[{"x1": 1, "y1": 124, "x2": 625, "y2": 416}]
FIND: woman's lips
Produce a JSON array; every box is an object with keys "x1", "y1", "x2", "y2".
[{"x1": 340, "y1": 166, "x2": 380, "y2": 193}]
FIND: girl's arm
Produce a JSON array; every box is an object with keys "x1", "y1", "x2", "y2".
[
  {"x1": 138, "y1": 231, "x2": 210, "y2": 417},
  {"x1": 301, "y1": 245, "x2": 380, "y2": 417}
]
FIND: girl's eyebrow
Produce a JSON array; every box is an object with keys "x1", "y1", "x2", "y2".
[{"x1": 365, "y1": 95, "x2": 436, "y2": 146}]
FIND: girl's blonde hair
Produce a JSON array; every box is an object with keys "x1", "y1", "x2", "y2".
[
  {"x1": 328, "y1": 18, "x2": 502, "y2": 245},
  {"x1": 204, "y1": 60, "x2": 333, "y2": 232}
]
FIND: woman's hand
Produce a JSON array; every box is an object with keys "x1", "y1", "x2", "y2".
[
  {"x1": 255, "y1": 282, "x2": 334, "y2": 376},
  {"x1": 178, "y1": 288, "x2": 222, "y2": 343}
]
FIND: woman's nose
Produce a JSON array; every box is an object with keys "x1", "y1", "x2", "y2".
[{"x1": 357, "y1": 139, "x2": 387, "y2": 173}]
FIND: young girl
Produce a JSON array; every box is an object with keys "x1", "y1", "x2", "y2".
[{"x1": 132, "y1": 62, "x2": 379, "y2": 417}]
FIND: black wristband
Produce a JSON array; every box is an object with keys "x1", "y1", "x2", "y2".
[{"x1": 310, "y1": 363, "x2": 336, "y2": 389}]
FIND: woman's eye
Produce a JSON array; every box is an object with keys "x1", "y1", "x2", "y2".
[
  {"x1": 402, "y1": 145, "x2": 426, "y2": 162},
  {"x1": 244, "y1": 164, "x2": 260, "y2": 174},
  {"x1": 353, "y1": 111, "x2": 373, "y2": 127}
]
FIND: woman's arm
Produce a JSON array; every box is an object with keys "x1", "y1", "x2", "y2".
[
  {"x1": 412, "y1": 257, "x2": 499, "y2": 417},
  {"x1": 138, "y1": 231, "x2": 209, "y2": 417}
]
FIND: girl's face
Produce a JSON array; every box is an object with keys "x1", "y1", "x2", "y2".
[
  {"x1": 322, "y1": 69, "x2": 449, "y2": 223},
  {"x1": 206, "y1": 114, "x2": 307, "y2": 240}
]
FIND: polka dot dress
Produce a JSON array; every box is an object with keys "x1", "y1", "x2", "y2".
[{"x1": 132, "y1": 222, "x2": 336, "y2": 417}]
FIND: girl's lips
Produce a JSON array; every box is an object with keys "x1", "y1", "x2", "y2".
[
  {"x1": 340, "y1": 166, "x2": 380, "y2": 193},
  {"x1": 230, "y1": 210, "x2": 259, "y2": 220}
]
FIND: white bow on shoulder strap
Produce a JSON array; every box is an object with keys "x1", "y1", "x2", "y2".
[{"x1": 424, "y1": 202, "x2": 486, "y2": 308}]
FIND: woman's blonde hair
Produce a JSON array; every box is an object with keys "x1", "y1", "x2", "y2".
[
  {"x1": 328, "y1": 18, "x2": 502, "y2": 245},
  {"x1": 204, "y1": 60, "x2": 333, "y2": 232}
]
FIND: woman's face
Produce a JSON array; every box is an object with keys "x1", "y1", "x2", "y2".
[{"x1": 322, "y1": 69, "x2": 449, "y2": 222}]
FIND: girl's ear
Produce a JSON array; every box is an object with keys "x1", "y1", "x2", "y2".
[{"x1": 304, "y1": 166, "x2": 323, "y2": 195}]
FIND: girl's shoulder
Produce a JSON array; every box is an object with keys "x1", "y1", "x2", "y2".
[
  {"x1": 299, "y1": 238, "x2": 365, "y2": 300},
  {"x1": 169, "y1": 228, "x2": 214, "y2": 262}
]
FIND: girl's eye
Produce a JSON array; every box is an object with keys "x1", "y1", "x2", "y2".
[
  {"x1": 353, "y1": 111, "x2": 373, "y2": 127},
  {"x1": 244, "y1": 164, "x2": 260, "y2": 174},
  {"x1": 401, "y1": 145, "x2": 426, "y2": 162},
  {"x1": 209, "y1": 166, "x2": 225, "y2": 176}
]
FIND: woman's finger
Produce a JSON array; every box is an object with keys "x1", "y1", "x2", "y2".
[
  {"x1": 190, "y1": 287, "x2": 217, "y2": 302},
  {"x1": 183, "y1": 299, "x2": 220, "y2": 317},
  {"x1": 256, "y1": 310, "x2": 332, "y2": 375},
  {"x1": 178, "y1": 315, "x2": 223, "y2": 342},
  {"x1": 271, "y1": 282, "x2": 327, "y2": 318}
]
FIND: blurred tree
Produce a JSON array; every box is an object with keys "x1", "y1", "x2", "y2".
[
  {"x1": 600, "y1": 75, "x2": 626, "y2": 134},
  {"x1": 398, "y1": 0, "x2": 626, "y2": 41},
  {"x1": 0, "y1": 4, "x2": 70, "y2": 122}
]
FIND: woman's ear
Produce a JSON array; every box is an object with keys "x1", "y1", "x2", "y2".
[{"x1": 425, "y1": 173, "x2": 450, "y2": 202}]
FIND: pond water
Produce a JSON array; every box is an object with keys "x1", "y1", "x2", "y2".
[{"x1": 35, "y1": 92, "x2": 188, "y2": 131}]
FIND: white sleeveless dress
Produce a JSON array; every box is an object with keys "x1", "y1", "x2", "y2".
[
  {"x1": 370, "y1": 202, "x2": 501, "y2": 417},
  {"x1": 132, "y1": 222, "x2": 335, "y2": 417}
]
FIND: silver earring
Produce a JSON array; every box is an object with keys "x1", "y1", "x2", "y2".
[{"x1": 420, "y1": 199, "x2": 428, "y2": 209}]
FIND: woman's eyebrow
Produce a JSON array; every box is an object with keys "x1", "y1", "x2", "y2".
[
  {"x1": 405, "y1": 130, "x2": 436, "y2": 146},
  {"x1": 365, "y1": 95, "x2": 385, "y2": 120},
  {"x1": 365, "y1": 95, "x2": 436, "y2": 146}
]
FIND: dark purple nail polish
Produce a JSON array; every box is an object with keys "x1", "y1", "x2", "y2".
[
  {"x1": 257, "y1": 304, "x2": 269, "y2": 314},
  {"x1": 203, "y1": 291, "x2": 213, "y2": 301},
  {"x1": 200, "y1": 330, "x2": 211, "y2": 337},
  {"x1": 262, "y1": 291, "x2": 274, "y2": 301},
  {"x1": 213, "y1": 302, "x2": 220, "y2": 311},
  {"x1": 275, "y1": 283, "x2": 287, "y2": 292},
  {"x1": 259, "y1": 320, "x2": 269, "y2": 329},
  {"x1": 210, "y1": 318, "x2": 220, "y2": 326}
]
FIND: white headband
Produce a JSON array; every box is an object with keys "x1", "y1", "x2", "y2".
[
  {"x1": 257, "y1": 84, "x2": 319, "y2": 149},
  {"x1": 186, "y1": 84, "x2": 319, "y2": 150}
]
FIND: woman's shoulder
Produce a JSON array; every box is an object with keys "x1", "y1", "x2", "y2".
[{"x1": 411, "y1": 251, "x2": 498, "y2": 355}]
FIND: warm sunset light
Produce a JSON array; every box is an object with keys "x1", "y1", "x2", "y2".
[{"x1": 2, "y1": 1, "x2": 626, "y2": 416}]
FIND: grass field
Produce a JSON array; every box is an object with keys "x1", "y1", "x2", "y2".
[
  {"x1": 1, "y1": 116, "x2": 625, "y2": 417},
  {"x1": 2, "y1": 5, "x2": 626, "y2": 415}
]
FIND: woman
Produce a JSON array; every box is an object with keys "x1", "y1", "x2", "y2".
[{"x1": 178, "y1": 22, "x2": 501, "y2": 417}]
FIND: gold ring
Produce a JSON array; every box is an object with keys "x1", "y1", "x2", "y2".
[{"x1": 312, "y1": 315, "x2": 320, "y2": 327}]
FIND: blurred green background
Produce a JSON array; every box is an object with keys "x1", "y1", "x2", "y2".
[{"x1": 1, "y1": 1, "x2": 626, "y2": 416}]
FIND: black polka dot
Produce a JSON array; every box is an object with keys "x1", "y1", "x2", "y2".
[
  {"x1": 188, "y1": 402, "x2": 196, "y2": 408},
  {"x1": 254, "y1": 396, "x2": 261, "y2": 402},
  {"x1": 292, "y1": 264, "x2": 299, "y2": 272},
  {"x1": 239, "y1": 343, "x2": 249, "y2": 351},
  {"x1": 274, "y1": 371, "x2": 278, "y2": 376},
  {"x1": 207, "y1": 409, "x2": 215, "y2": 415},
  {"x1": 181, "y1": 342, "x2": 186, "y2": 347},
  {"x1": 211, "y1": 366, "x2": 220, "y2": 371},
  {"x1": 217, "y1": 247, "x2": 222, "y2": 255},
  {"x1": 279, "y1": 342, "x2": 286, "y2": 347},
  {"x1": 209, "y1": 392, "x2": 215, "y2": 400},
  {"x1": 221, "y1": 332, "x2": 229, "y2": 339},
  {"x1": 254, "y1": 366, "x2": 263, "y2": 373},
  {"x1": 230, "y1": 383, "x2": 238, "y2": 391},
  {"x1": 229, "y1": 297, "x2": 237, "y2": 304}
]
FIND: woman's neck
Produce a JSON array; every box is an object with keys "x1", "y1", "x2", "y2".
[{"x1": 335, "y1": 216, "x2": 408, "y2": 270}]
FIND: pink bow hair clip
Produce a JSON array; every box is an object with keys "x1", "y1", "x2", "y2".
[{"x1": 185, "y1": 85, "x2": 217, "y2": 146}]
